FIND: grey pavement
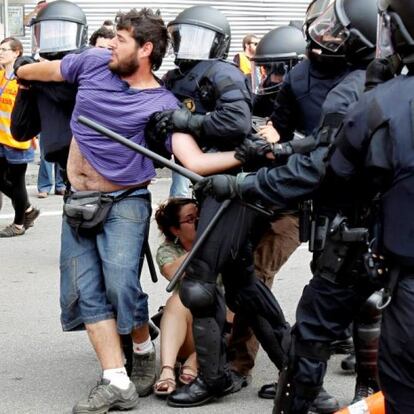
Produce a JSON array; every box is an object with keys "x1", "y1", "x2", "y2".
[{"x1": 0, "y1": 177, "x2": 354, "y2": 414}]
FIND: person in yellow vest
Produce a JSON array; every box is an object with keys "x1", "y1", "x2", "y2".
[
  {"x1": 0, "y1": 37, "x2": 39, "y2": 237},
  {"x1": 233, "y1": 33, "x2": 259, "y2": 75}
]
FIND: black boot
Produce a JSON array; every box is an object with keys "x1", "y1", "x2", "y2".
[
  {"x1": 351, "y1": 379, "x2": 377, "y2": 404},
  {"x1": 258, "y1": 382, "x2": 277, "y2": 399},
  {"x1": 167, "y1": 375, "x2": 233, "y2": 407},
  {"x1": 230, "y1": 370, "x2": 251, "y2": 393},
  {"x1": 258, "y1": 383, "x2": 339, "y2": 414},
  {"x1": 309, "y1": 388, "x2": 340, "y2": 414}
]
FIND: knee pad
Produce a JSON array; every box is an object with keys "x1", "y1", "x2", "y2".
[
  {"x1": 179, "y1": 277, "x2": 216, "y2": 315},
  {"x1": 354, "y1": 291, "x2": 383, "y2": 382},
  {"x1": 355, "y1": 290, "x2": 383, "y2": 343},
  {"x1": 358, "y1": 290, "x2": 383, "y2": 324}
]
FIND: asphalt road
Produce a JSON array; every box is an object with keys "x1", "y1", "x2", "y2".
[{"x1": 0, "y1": 178, "x2": 355, "y2": 414}]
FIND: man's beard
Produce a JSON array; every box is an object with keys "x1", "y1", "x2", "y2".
[{"x1": 108, "y1": 51, "x2": 139, "y2": 77}]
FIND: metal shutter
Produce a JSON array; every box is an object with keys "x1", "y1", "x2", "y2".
[{"x1": 18, "y1": 0, "x2": 309, "y2": 74}]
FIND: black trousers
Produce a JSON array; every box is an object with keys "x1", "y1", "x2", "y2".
[
  {"x1": 179, "y1": 197, "x2": 289, "y2": 388},
  {"x1": 379, "y1": 273, "x2": 414, "y2": 414},
  {"x1": 281, "y1": 265, "x2": 377, "y2": 413},
  {"x1": 0, "y1": 158, "x2": 29, "y2": 225}
]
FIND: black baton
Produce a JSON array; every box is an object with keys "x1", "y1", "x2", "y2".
[
  {"x1": 78, "y1": 116, "x2": 202, "y2": 182},
  {"x1": 166, "y1": 199, "x2": 232, "y2": 292},
  {"x1": 77, "y1": 116, "x2": 272, "y2": 217},
  {"x1": 144, "y1": 240, "x2": 158, "y2": 283}
]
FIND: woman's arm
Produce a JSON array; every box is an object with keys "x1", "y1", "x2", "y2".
[
  {"x1": 160, "y1": 253, "x2": 188, "y2": 281},
  {"x1": 172, "y1": 132, "x2": 241, "y2": 175}
]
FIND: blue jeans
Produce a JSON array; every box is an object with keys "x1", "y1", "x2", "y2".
[
  {"x1": 37, "y1": 136, "x2": 65, "y2": 193},
  {"x1": 0, "y1": 143, "x2": 34, "y2": 164},
  {"x1": 169, "y1": 170, "x2": 191, "y2": 198},
  {"x1": 60, "y1": 190, "x2": 152, "y2": 334}
]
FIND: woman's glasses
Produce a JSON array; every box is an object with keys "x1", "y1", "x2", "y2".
[{"x1": 179, "y1": 215, "x2": 198, "y2": 225}]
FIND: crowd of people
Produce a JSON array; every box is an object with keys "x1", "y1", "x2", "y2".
[{"x1": 1, "y1": 0, "x2": 414, "y2": 413}]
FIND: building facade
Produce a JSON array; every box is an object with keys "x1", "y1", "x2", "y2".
[{"x1": 1, "y1": 0, "x2": 309, "y2": 73}]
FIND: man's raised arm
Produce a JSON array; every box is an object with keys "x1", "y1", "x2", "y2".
[{"x1": 15, "y1": 60, "x2": 63, "y2": 82}]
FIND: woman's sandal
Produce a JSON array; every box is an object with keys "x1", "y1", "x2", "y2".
[
  {"x1": 153, "y1": 365, "x2": 176, "y2": 397},
  {"x1": 178, "y1": 365, "x2": 197, "y2": 385}
]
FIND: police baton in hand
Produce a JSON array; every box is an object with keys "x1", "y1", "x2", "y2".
[{"x1": 78, "y1": 116, "x2": 271, "y2": 291}]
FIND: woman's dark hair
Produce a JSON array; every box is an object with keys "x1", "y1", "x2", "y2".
[
  {"x1": 89, "y1": 27, "x2": 115, "y2": 46},
  {"x1": 1, "y1": 37, "x2": 23, "y2": 57},
  {"x1": 115, "y1": 8, "x2": 169, "y2": 71},
  {"x1": 102, "y1": 19, "x2": 113, "y2": 26},
  {"x1": 155, "y1": 198, "x2": 197, "y2": 242}
]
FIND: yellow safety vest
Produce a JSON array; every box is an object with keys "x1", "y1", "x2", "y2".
[
  {"x1": 237, "y1": 52, "x2": 252, "y2": 75},
  {"x1": 0, "y1": 70, "x2": 31, "y2": 150}
]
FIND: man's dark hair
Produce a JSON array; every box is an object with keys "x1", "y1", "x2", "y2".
[
  {"x1": 1, "y1": 37, "x2": 23, "y2": 57},
  {"x1": 102, "y1": 19, "x2": 113, "y2": 26},
  {"x1": 89, "y1": 26, "x2": 115, "y2": 46},
  {"x1": 115, "y1": 8, "x2": 168, "y2": 71}
]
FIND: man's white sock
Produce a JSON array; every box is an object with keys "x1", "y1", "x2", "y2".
[
  {"x1": 103, "y1": 367, "x2": 131, "y2": 390},
  {"x1": 132, "y1": 337, "x2": 153, "y2": 355}
]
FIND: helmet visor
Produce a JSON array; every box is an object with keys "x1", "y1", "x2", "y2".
[
  {"x1": 306, "y1": 0, "x2": 334, "y2": 24},
  {"x1": 308, "y1": 4, "x2": 349, "y2": 53},
  {"x1": 32, "y1": 20, "x2": 83, "y2": 55},
  {"x1": 169, "y1": 23, "x2": 223, "y2": 60},
  {"x1": 251, "y1": 61, "x2": 287, "y2": 96}
]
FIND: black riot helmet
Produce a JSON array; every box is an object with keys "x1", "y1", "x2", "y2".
[
  {"x1": 251, "y1": 25, "x2": 307, "y2": 95},
  {"x1": 377, "y1": 0, "x2": 414, "y2": 65},
  {"x1": 308, "y1": 0, "x2": 378, "y2": 64},
  {"x1": 32, "y1": 0, "x2": 88, "y2": 60},
  {"x1": 304, "y1": 0, "x2": 334, "y2": 41},
  {"x1": 168, "y1": 5, "x2": 231, "y2": 65}
]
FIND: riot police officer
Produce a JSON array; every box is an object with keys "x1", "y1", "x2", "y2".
[
  {"x1": 328, "y1": 1, "x2": 414, "y2": 411},
  {"x1": 146, "y1": 6, "x2": 290, "y2": 408},
  {"x1": 269, "y1": 0, "x2": 349, "y2": 143},
  {"x1": 11, "y1": 0, "x2": 88, "y2": 170},
  {"x1": 196, "y1": 0, "x2": 380, "y2": 412},
  {"x1": 226, "y1": 23, "x2": 307, "y2": 400},
  {"x1": 251, "y1": 24, "x2": 306, "y2": 117},
  {"x1": 239, "y1": 0, "x2": 351, "y2": 410}
]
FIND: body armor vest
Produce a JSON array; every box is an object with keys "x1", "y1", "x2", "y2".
[{"x1": 288, "y1": 59, "x2": 352, "y2": 135}]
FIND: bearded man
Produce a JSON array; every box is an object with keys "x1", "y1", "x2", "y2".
[{"x1": 16, "y1": 8, "x2": 179, "y2": 414}]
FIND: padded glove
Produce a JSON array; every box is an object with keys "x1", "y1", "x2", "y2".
[
  {"x1": 171, "y1": 108, "x2": 205, "y2": 138},
  {"x1": 235, "y1": 134, "x2": 272, "y2": 164},
  {"x1": 14, "y1": 56, "x2": 37, "y2": 87},
  {"x1": 194, "y1": 173, "x2": 247, "y2": 202},
  {"x1": 145, "y1": 111, "x2": 173, "y2": 145}
]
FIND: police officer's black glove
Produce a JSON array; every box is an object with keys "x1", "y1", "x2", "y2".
[
  {"x1": 364, "y1": 56, "x2": 399, "y2": 91},
  {"x1": 14, "y1": 56, "x2": 37, "y2": 87},
  {"x1": 144, "y1": 111, "x2": 172, "y2": 161},
  {"x1": 145, "y1": 111, "x2": 172, "y2": 144},
  {"x1": 194, "y1": 173, "x2": 247, "y2": 202},
  {"x1": 171, "y1": 108, "x2": 205, "y2": 138},
  {"x1": 271, "y1": 142, "x2": 294, "y2": 160},
  {"x1": 235, "y1": 134, "x2": 272, "y2": 165}
]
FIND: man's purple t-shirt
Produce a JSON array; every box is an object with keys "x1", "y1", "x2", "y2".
[{"x1": 60, "y1": 48, "x2": 179, "y2": 186}]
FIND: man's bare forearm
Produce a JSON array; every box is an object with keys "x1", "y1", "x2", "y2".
[{"x1": 16, "y1": 60, "x2": 64, "y2": 82}]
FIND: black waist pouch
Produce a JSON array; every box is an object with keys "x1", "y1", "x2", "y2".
[
  {"x1": 63, "y1": 188, "x2": 140, "y2": 237},
  {"x1": 64, "y1": 191, "x2": 114, "y2": 237}
]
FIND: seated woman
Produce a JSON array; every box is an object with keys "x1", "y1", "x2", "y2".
[{"x1": 154, "y1": 197, "x2": 199, "y2": 396}]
